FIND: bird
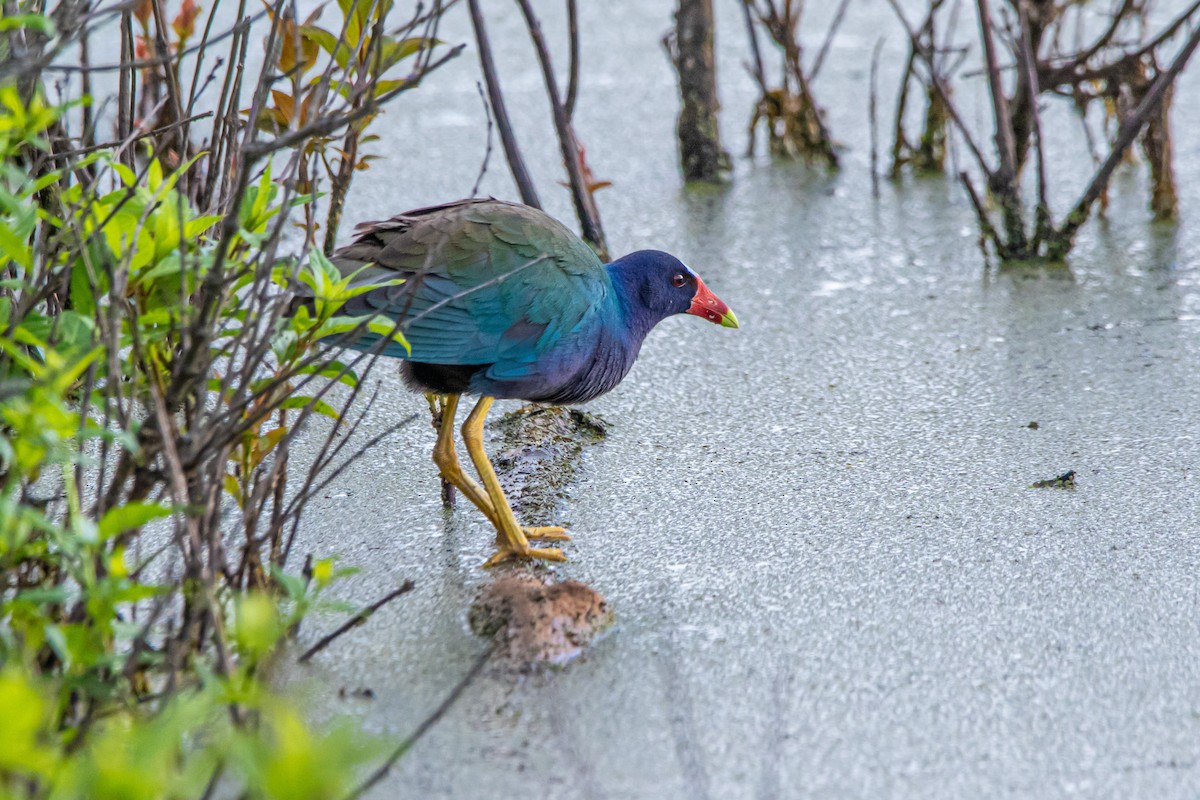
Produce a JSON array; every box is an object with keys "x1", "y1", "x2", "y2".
[{"x1": 324, "y1": 199, "x2": 738, "y2": 566}]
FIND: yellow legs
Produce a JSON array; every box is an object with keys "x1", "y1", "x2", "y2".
[{"x1": 429, "y1": 394, "x2": 569, "y2": 567}]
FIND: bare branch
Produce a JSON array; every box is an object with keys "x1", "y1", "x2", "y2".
[
  {"x1": 564, "y1": 0, "x2": 581, "y2": 119},
  {"x1": 298, "y1": 581, "x2": 415, "y2": 663},
  {"x1": 343, "y1": 644, "x2": 495, "y2": 800},
  {"x1": 810, "y1": 0, "x2": 853, "y2": 82},
  {"x1": 514, "y1": 0, "x2": 608, "y2": 257},
  {"x1": 467, "y1": 0, "x2": 541, "y2": 208},
  {"x1": 1051, "y1": 20, "x2": 1200, "y2": 256},
  {"x1": 883, "y1": 0, "x2": 992, "y2": 176},
  {"x1": 975, "y1": 0, "x2": 1017, "y2": 179}
]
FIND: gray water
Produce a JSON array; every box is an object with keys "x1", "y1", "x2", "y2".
[{"x1": 278, "y1": 1, "x2": 1200, "y2": 797}]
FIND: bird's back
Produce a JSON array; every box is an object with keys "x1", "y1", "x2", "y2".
[{"x1": 330, "y1": 199, "x2": 615, "y2": 400}]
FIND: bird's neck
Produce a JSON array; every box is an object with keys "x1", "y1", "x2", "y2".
[{"x1": 605, "y1": 259, "x2": 664, "y2": 346}]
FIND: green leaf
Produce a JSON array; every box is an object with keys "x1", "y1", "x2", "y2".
[
  {"x1": 300, "y1": 24, "x2": 339, "y2": 57},
  {"x1": 0, "y1": 14, "x2": 58, "y2": 35},
  {"x1": 96, "y1": 502, "x2": 176, "y2": 541},
  {"x1": 279, "y1": 396, "x2": 340, "y2": 420},
  {"x1": 373, "y1": 78, "x2": 412, "y2": 98},
  {"x1": 295, "y1": 359, "x2": 358, "y2": 389},
  {"x1": 378, "y1": 36, "x2": 437, "y2": 71},
  {"x1": 69, "y1": 260, "x2": 99, "y2": 318},
  {"x1": 111, "y1": 162, "x2": 136, "y2": 188},
  {"x1": 269, "y1": 565, "x2": 307, "y2": 601},
  {"x1": 0, "y1": 221, "x2": 32, "y2": 270},
  {"x1": 12, "y1": 586, "x2": 70, "y2": 605},
  {"x1": 54, "y1": 311, "x2": 96, "y2": 356}
]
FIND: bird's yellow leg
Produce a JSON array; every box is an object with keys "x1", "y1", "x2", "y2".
[
  {"x1": 428, "y1": 394, "x2": 569, "y2": 543},
  {"x1": 461, "y1": 396, "x2": 567, "y2": 567},
  {"x1": 430, "y1": 394, "x2": 499, "y2": 522}
]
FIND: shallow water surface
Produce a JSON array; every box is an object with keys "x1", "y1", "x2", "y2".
[{"x1": 281, "y1": 1, "x2": 1200, "y2": 797}]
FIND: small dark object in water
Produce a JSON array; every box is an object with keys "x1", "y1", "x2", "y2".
[
  {"x1": 1026, "y1": 421, "x2": 1040, "y2": 430},
  {"x1": 1029, "y1": 470, "x2": 1075, "y2": 489}
]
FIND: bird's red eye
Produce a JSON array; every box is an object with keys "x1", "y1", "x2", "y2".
[{"x1": 671, "y1": 273, "x2": 686, "y2": 288}]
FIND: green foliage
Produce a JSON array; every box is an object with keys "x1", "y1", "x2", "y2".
[{"x1": 0, "y1": 1, "x2": 439, "y2": 794}]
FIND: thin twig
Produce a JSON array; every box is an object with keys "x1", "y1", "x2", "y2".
[
  {"x1": 39, "y1": 8, "x2": 270, "y2": 73},
  {"x1": 298, "y1": 581, "x2": 415, "y2": 663},
  {"x1": 342, "y1": 644, "x2": 494, "y2": 800},
  {"x1": 514, "y1": 0, "x2": 608, "y2": 257},
  {"x1": 564, "y1": 0, "x2": 581, "y2": 120},
  {"x1": 975, "y1": 0, "x2": 1016, "y2": 179},
  {"x1": 245, "y1": 44, "x2": 465, "y2": 160},
  {"x1": 470, "y1": 81, "x2": 494, "y2": 198},
  {"x1": 809, "y1": 0, "x2": 853, "y2": 82},
  {"x1": 883, "y1": 0, "x2": 991, "y2": 177},
  {"x1": 740, "y1": 0, "x2": 768, "y2": 93},
  {"x1": 46, "y1": 112, "x2": 213, "y2": 161},
  {"x1": 467, "y1": 0, "x2": 540, "y2": 208},
  {"x1": 1016, "y1": 1, "x2": 1051, "y2": 245},
  {"x1": 869, "y1": 36, "x2": 884, "y2": 199},
  {"x1": 1051, "y1": 20, "x2": 1200, "y2": 255}
]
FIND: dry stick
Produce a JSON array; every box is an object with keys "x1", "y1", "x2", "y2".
[
  {"x1": 175, "y1": 0, "x2": 288, "y2": 401},
  {"x1": 975, "y1": 0, "x2": 1016, "y2": 179},
  {"x1": 1125, "y1": 0, "x2": 1200, "y2": 61},
  {"x1": 323, "y1": 0, "x2": 414, "y2": 254},
  {"x1": 889, "y1": 47, "x2": 915, "y2": 175},
  {"x1": 470, "y1": 81, "x2": 496, "y2": 197},
  {"x1": 1040, "y1": 1, "x2": 1200, "y2": 87},
  {"x1": 564, "y1": 0, "x2": 581, "y2": 120},
  {"x1": 467, "y1": 0, "x2": 541, "y2": 208},
  {"x1": 809, "y1": 0, "x2": 853, "y2": 82},
  {"x1": 149, "y1": 0, "x2": 189, "y2": 158},
  {"x1": 514, "y1": 0, "x2": 608, "y2": 258},
  {"x1": 292, "y1": 413, "x2": 418, "y2": 523},
  {"x1": 322, "y1": 0, "x2": 383, "y2": 255},
  {"x1": 118, "y1": 10, "x2": 134, "y2": 169},
  {"x1": 298, "y1": 581, "x2": 416, "y2": 663},
  {"x1": 343, "y1": 644, "x2": 495, "y2": 800},
  {"x1": 890, "y1": 0, "x2": 944, "y2": 171},
  {"x1": 868, "y1": 36, "x2": 884, "y2": 199},
  {"x1": 186, "y1": 0, "x2": 225, "y2": 124},
  {"x1": 740, "y1": 0, "x2": 768, "y2": 93},
  {"x1": 195, "y1": 32, "x2": 460, "y2": 398},
  {"x1": 959, "y1": 170, "x2": 1002, "y2": 252},
  {"x1": 883, "y1": 0, "x2": 991, "y2": 177},
  {"x1": 1052, "y1": 0, "x2": 1136, "y2": 74},
  {"x1": 39, "y1": 7, "x2": 269, "y2": 74},
  {"x1": 79, "y1": 20, "x2": 94, "y2": 148},
  {"x1": 281, "y1": 414, "x2": 418, "y2": 567},
  {"x1": 1016, "y1": 1, "x2": 1051, "y2": 246},
  {"x1": 47, "y1": 112, "x2": 213, "y2": 161},
  {"x1": 203, "y1": 0, "x2": 250, "y2": 209},
  {"x1": 739, "y1": 0, "x2": 770, "y2": 158},
  {"x1": 246, "y1": 44, "x2": 464, "y2": 161},
  {"x1": 1051, "y1": 21, "x2": 1200, "y2": 256}
]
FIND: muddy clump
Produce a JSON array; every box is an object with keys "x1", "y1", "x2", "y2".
[
  {"x1": 469, "y1": 573, "x2": 615, "y2": 669},
  {"x1": 490, "y1": 405, "x2": 607, "y2": 519}
]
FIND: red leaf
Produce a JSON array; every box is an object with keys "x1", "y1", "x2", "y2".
[
  {"x1": 172, "y1": 0, "x2": 201, "y2": 41},
  {"x1": 133, "y1": 0, "x2": 153, "y2": 26}
]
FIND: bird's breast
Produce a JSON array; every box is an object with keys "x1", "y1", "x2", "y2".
[{"x1": 533, "y1": 331, "x2": 640, "y2": 405}]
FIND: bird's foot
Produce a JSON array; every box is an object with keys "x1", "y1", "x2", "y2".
[
  {"x1": 523, "y1": 525, "x2": 571, "y2": 542},
  {"x1": 482, "y1": 545, "x2": 568, "y2": 568}
]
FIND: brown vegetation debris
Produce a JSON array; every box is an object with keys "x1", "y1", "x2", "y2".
[{"x1": 469, "y1": 573, "x2": 615, "y2": 668}]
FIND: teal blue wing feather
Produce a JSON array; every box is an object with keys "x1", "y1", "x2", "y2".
[{"x1": 332, "y1": 200, "x2": 609, "y2": 375}]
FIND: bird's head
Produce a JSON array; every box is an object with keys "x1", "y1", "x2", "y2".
[{"x1": 614, "y1": 250, "x2": 739, "y2": 330}]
